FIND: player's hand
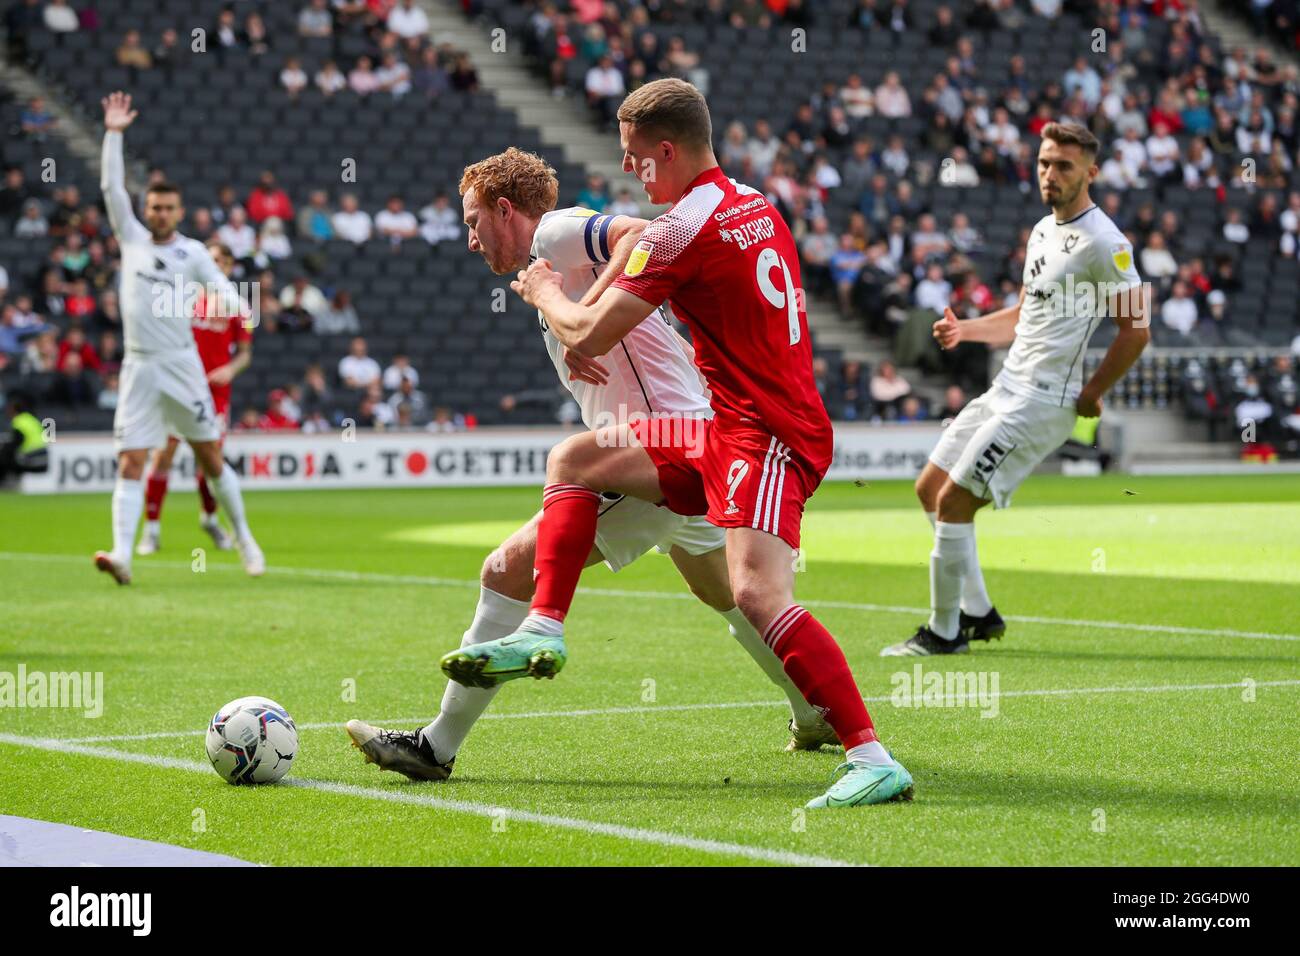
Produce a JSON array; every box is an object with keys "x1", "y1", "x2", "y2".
[
  {"x1": 563, "y1": 348, "x2": 608, "y2": 386},
  {"x1": 101, "y1": 91, "x2": 138, "y2": 132},
  {"x1": 510, "y1": 258, "x2": 563, "y2": 307},
  {"x1": 933, "y1": 307, "x2": 961, "y2": 350},
  {"x1": 208, "y1": 365, "x2": 235, "y2": 387},
  {"x1": 1075, "y1": 390, "x2": 1103, "y2": 418}
]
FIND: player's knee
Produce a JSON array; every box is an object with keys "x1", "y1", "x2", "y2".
[
  {"x1": 730, "y1": 577, "x2": 774, "y2": 625},
  {"x1": 935, "y1": 482, "x2": 977, "y2": 522},
  {"x1": 545, "y1": 434, "x2": 593, "y2": 484},
  {"x1": 687, "y1": 575, "x2": 733, "y2": 613}
]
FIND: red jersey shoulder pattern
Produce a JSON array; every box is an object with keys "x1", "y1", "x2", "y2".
[{"x1": 612, "y1": 167, "x2": 832, "y2": 474}]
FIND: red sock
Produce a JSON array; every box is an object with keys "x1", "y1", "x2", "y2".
[
  {"x1": 531, "y1": 483, "x2": 601, "y2": 622},
  {"x1": 145, "y1": 473, "x2": 169, "y2": 521},
  {"x1": 197, "y1": 474, "x2": 218, "y2": 516},
  {"x1": 764, "y1": 605, "x2": 878, "y2": 749}
]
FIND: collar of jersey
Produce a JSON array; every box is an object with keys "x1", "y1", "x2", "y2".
[
  {"x1": 1054, "y1": 204, "x2": 1097, "y2": 226},
  {"x1": 676, "y1": 165, "x2": 728, "y2": 203}
]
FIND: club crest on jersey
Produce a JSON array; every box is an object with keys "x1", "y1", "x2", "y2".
[
  {"x1": 1111, "y1": 246, "x2": 1133, "y2": 272},
  {"x1": 1061, "y1": 234, "x2": 1079, "y2": 254},
  {"x1": 624, "y1": 240, "x2": 654, "y2": 277}
]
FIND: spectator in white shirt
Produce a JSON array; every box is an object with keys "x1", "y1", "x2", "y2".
[
  {"x1": 258, "y1": 217, "x2": 292, "y2": 260},
  {"x1": 984, "y1": 107, "x2": 1020, "y2": 156},
  {"x1": 585, "y1": 55, "x2": 625, "y2": 129},
  {"x1": 609, "y1": 188, "x2": 640, "y2": 217},
  {"x1": 216, "y1": 207, "x2": 256, "y2": 260},
  {"x1": 1145, "y1": 122, "x2": 1180, "y2": 185},
  {"x1": 281, "y1": 57, "x2": 309, "y2": 98},
  {"x1": 1115, "y1": 126, "x2": 1148, "y2": 182},
  {"x1": 43, "y1": 0, "x2": 79, "y2": 32},
  {"x1": 382, "y1": 354, "x2": 420, "y2": 391},
  {"x1": 332, "y1": 193, "x2": 372, "y2": 244},
  {"x1": 375, "y1": 52, "x2": 411, "y2": 96},
  {"x1": 1222, "y1": 208, "x2": 1251, "y2": 245},
  {"x1": 375, "y1": 196, "x2": 418, "y2": 245},
  {"x1": 1139, "y1": 232, "x2": 1178, "y2": 281},
  {"x1": 316, "y1": 60, "x2": 347, "y2": 96},
  {"x1": 280, "y1": 275, "x2": 329, "y2": 321},
  {"x1": 875, "y1": 72, "x2": 912, "y2": 118},
  {"x1": 338, "y1": 336, "x2": 381, "y2": 389},
  {"x1": 298, "y1": 0, "x2": 333, "y2": 37},
  {"x1": 418, "y1": 193, "x2": 461, "y2": 245},
  {"x1": 914, "y1": 263, "x2": 953, "y2": 315},
  {"x1": 387, "y1": 0, "x2": 430, "y2": 39},
  {"x1": 747, "y1": 119, "x2": 781, "y2": 179},
  {"x1": 1160, "y1": 280, "x2": 1198, "y2": 337},
  {"x1": 839, "y1": 73, "x2": 874, "y2": 119}
]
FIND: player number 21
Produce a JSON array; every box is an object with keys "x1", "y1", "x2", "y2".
[{"x1": 755, "y1": 248, "x2": 801, "y2": 346}]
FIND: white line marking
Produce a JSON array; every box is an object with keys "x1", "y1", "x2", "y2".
[
  {"x1": 0, "y1": 733, "x2": 856, "y2": 868},
  {"x1": 51, "y1": 679, "x2": 1300, "y2": 744},
  {"x1": 4, "y1": 551, "x2": 1297, "y2": 643}
]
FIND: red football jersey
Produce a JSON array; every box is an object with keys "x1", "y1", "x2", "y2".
[
  {"x1": 612, "y1": 166, "x2": 833, "y2": 474},
  {"x1": 191, "y1": 294, "x2": 251, "y2": 375}
]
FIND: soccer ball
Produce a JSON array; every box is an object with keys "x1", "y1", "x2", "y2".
[{"x1": 205, "y1": 696, "x2": 298, "y2": 785}]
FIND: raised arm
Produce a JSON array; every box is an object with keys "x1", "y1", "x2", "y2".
[{"x1": 100, "y1": 91, "x2": 149, "y2": 242}]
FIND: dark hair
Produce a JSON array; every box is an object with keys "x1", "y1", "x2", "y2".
[
  {"x1": 1040, "y1": 122, "x2": 1100, "y2": 160},
  {"x1": 146, "y1": 180, "x2": 183, "y2": 199}
]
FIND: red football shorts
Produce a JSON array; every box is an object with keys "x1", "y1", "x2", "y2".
[{"x1": 630, "y1": 416, "x2": 822, "y2": 550}]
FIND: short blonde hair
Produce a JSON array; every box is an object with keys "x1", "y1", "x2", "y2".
[
  {"x1": 459, "y1": 147, "x2": 558, "y2": 219},
  {"x1": 617, "y1": 78, "x2": 712, "y2": 150},
  {"x1": 1041, "y1": 122, "x2": 1100, "y2": 159}
]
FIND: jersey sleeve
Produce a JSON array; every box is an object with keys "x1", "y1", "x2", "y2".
[
  {"x1": 534, "y1": 208, "x2": 620, "y2": 270},
  {"x1": 1089, "y1": 229, "x2": 1142, "y2": 293},
  {"x1": 611, "y1": 210, "x2": 702, "y2": 306},
  {"x1": 100, "y1": 131, "x2": 150, "y2": 243}
]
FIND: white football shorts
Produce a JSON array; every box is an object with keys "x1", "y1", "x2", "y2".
[
  {"x1": 114, "y1": 349, "x2": 221, "y2": 452},
  {"x1": 594, "y1": 493, "x2": 725, "y2": 572},
  {"x1": 929, "y1": 383, "x2": 1077, "y2": 509}
]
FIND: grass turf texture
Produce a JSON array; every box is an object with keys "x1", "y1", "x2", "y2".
[{"x1": 1, "y1": 474, "x2": 1297, "y2": 866}]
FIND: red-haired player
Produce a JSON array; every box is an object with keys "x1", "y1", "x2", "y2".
[{"x1": 440, "y1": 80, "x2": 914, "y2": 809}]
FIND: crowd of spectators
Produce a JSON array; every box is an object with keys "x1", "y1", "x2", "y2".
[{"x1": 506, "y1": 1, "x2": 1300, "y2": 418}]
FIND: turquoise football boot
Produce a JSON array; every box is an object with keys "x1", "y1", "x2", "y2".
[
  {"x1": 439, "y1": 628, "x2": 568, "y2": 689},
  {"x1": 805, "y1": 758, "x2": 915, "y2": 808}
]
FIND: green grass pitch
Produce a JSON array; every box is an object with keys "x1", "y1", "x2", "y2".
[{"x1": 1, "y1": 474, "x2": 1297, "y2": 866}]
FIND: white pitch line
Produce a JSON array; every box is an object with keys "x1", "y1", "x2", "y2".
[
  {"x1": 3, "y1": 551, "x2": 1298, "y2": 643},
  {"x1": 51, "y1": 679, "x2": 1300, "y2": 745},
  {"x1": 0, "y1": 733, "x2": 855, "y2": 868}
]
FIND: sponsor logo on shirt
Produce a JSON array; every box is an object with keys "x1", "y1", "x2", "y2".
[{"x1": 624, "y1": 240, "x2": 654, "y2": 277}]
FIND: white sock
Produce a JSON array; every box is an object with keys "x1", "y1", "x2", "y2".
[
  {"x1": 846, "y1": 741, "x2": 893, "y2": 767},
  {"x1": 112, "y1": 477, "x2": 144, "y2": 563},
  {"x1": 519, "y1": 611, "x2": 564, "y2": 636},
  {"x1": 144, "y1": 518, "x2": 160, "y2": 537},
  {"x1": 928, "y1": 521, "x2": 974, "y2": 640},
  {"x1": 924, "y1": 510, "x2": 937, "y2": 529},
  {"x1": 721, "y1": 606, "x2": 821, "y2": 727},
  {"x1": 210, "y1": 464, "x2": 252, "y2": 541},
  {"x1": 960, "y1": 528, "x2": 993, "y2": 617},
  {"x1": 421, "y1": 587, "x2": 529, "y2": 761}
]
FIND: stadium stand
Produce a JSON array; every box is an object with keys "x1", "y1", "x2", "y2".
[
  {"x1": 1, "y1": 0, "x2": 592, "y2": 431},
  {"x1": 0, "y1": 0, "x2": 1297, "y2": 457}
]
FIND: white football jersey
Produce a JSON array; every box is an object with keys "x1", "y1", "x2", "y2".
[
  {"x1": 997, "y1": 204, "x2": 1142, "y2": 407},
  {"x1": 102, "y1": 131, "x2": 245, "y2": 354},
  {"x1": 530, "y1": 207, "x2": 711, "y2": 428}
]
